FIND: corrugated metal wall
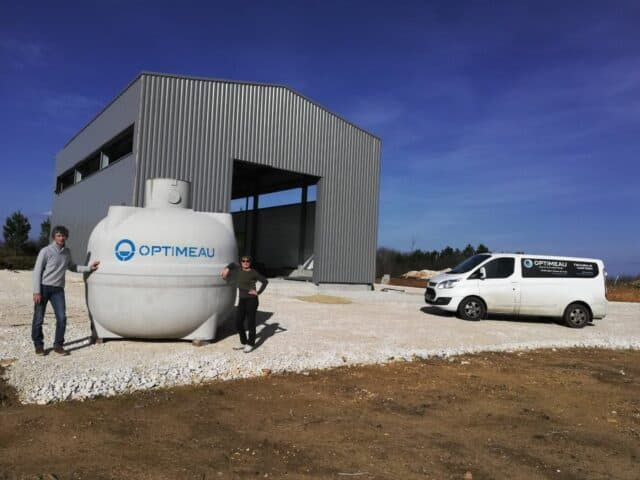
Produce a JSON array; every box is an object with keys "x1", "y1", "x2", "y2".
[{"x1": 135, "y1": 73, "x2": 380, "y2": 285}]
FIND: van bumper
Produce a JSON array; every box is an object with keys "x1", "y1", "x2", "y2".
[
  {"x1": 425, "y1": 296, "x2": 452, "y2": 306},
  {"x1": 425, "y1": 289, "x2": 461, "y2": 312}
]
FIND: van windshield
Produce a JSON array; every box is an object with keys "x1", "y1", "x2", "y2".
[{"x1": 450, "y1": 254, "x2": 492, "y2": 274}]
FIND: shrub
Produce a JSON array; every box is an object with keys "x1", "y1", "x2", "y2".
[{"x1": 0, "y1": 255, "x2": 36, "y2": 270}]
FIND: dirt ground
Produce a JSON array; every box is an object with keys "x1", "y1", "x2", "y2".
[
  {"x1": 1, "y1": 349, "x2": 639, "y2": 480},
  {"x1": 606, "y1": 285, "x2": 640, "y2": 303}
]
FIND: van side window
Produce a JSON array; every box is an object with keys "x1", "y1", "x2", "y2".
[{"x1": 483, "y1": 258, "x2": 515, "y2": 279}]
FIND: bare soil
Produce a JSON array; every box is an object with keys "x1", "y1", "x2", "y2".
[
  {"x1": 607, "y1": 285, "x2": 640, "y2": 303},
  {"x1": 1, "y1": 348, "x2": 639, "y2": 480}
]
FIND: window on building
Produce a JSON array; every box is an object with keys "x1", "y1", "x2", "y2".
[
  {"x1": 56, "y1": 170, "x2": 75, "y2": 193},
  {"x1": 76, "y1": 153, "x2": 100, "y2": 181},
  {"x1": 102, "y1": 126, "x2": 133, "y2": 167},
  {"x1": 55, "y1": 124, "x2": 134, "y2": 194}
]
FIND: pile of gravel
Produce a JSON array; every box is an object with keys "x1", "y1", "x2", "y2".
[
  {"x1": 1, "y1": 274, "x2": 639, "y2": 405},
  {"x1": 2, "y1": 321, "x2": 639, "y2": 405}
]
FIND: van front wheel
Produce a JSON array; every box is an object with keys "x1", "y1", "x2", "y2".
[
  {"x1": 564, "y1": 303, "x2": 591, "y2": 328},
  {"x1": 458, "y1": 297, "x2": 486, "y2": 321}
]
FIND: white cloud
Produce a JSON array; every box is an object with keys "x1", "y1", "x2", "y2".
[
  {"x1": 42, "y1": 94, "x2": 103, "y2": 118},
  {"x1": 0, "y1": 38, "x2": 47, "y2": 69}
]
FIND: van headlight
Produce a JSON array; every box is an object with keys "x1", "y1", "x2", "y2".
[{"x1": 437, "y1": 280, "x2": 460, "y2": 289}]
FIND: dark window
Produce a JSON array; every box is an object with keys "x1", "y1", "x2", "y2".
[
  {"x1": 102, "y1": 126, "x2": 133, "y2": 166},
  {"x1": 479, "y1": 257, "x2": 515, "y2": 279},
  {"x1": 76, "y1": 153, "x2": 100, "y2": 180},
  {"x1": 55, "y1": 124, "x2": 134, "y2": 194},
  {"x1": 450, "y1": 254, "x2": 492, "y2": 274},
  {"x1": 56, "y1": 170, "x2": 75, "y2": 193}
]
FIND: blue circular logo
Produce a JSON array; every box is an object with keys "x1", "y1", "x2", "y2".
[
  {"x1": 115, "y1": 239, "x2": 135, "y2": 261},
  {"x1": 523, "y1": 259, "x2": 533, "y2": 269}
]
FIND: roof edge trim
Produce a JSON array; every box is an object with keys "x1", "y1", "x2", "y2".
[{"x1": 139, "y1": 72, "x2": 381, "y2": 141}]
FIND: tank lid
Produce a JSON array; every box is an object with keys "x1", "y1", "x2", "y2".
[{"x1": 144, "y1": 178, "x2": 191, "y2": 209}]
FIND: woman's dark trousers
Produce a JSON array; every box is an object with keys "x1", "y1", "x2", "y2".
[{"x1": 236, "y1": 296, "x2": 258, "y2": 346}]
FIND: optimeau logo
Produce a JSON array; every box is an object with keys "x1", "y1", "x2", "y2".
[{"x1": 114, "y1": 239, "x2": 215, "y2": 261}]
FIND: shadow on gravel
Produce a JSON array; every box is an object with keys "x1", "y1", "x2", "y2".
[
  {"x1": 420, "y1": 306, "x2": 455, "y2": 317},
  {"x1": 483, "y1": 314, "x2": 561, "y2": 326},
  {"x1": 253, "y1": 322, "x2": 287, "y2": 350},
  {"x1": 484, "y1": 314, "x2": 596, "y2": 327},
  {"x1": 214, "y1": 309, "x2": 275, "y2": 343},
  {"x1": 63, "y1": 335, "x2": 94, "y2": 353},
  {"x1": 76, "y1": 311, "x2": 279, "y2": 349},
  {"x1": 420, "y1": 306, "x2": 594, "y2": 327}
]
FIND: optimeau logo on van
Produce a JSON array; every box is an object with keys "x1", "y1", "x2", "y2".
[{"x1": 114, "y1": 239, "x2": 215, "y2": 262}]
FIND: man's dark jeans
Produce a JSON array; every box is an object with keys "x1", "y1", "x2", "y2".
[{"x1": 32, "y1": 285, "x2": 67, "y2": 348}]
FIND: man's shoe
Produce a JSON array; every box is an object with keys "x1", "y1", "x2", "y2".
[
  {"x1": 35, "y1": 345, "x2": 45, "y2": 356},
  {"x1": 243, "y1": 344, "x2": 254, "y2": 353},
  {"x1": 53, "y1": 346, "x2": 70, "y2": 356}
]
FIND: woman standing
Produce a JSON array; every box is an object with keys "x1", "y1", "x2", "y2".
[{"x1": 221, "y1": 256, "x2": 268, "y2": 352}]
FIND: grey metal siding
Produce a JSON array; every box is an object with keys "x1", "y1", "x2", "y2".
[
  {"x1": 135, "y1": 74, "x2": 380, "y2": 284},
  {"x1": 51, "y1": 155, "x2": 137, "y2": 256}
]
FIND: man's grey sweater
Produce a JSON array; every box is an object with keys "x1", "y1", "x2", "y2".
[{"x1": 32, "y1": 243, "x2": 90, "y2": 294}]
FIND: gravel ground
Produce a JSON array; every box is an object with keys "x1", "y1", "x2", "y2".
[{"x1": 1, "y1": 270, "x2": 639, "y2": 404}]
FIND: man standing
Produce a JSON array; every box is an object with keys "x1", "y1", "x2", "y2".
[{"x1": 32, "y1": 225, "x2": 99, "y2": 356}]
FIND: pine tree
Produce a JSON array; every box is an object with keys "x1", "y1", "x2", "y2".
[
  {"x1": 39, "y1": 217, "x2": 51, "y2": 247},
  {"x1": 3, "y1": 211, "x2": 31, "y2": 255},
  {"x1": 476, "y1": 243, "x2": 489, "y2": 253}
]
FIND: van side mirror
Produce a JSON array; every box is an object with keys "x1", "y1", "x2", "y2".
[{"x1": 469, "y1": 267, "x2": 487, "y2": 280}]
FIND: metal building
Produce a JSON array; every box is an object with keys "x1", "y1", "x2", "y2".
[{"x1": 52, "y1": 72, "x2": 381, "y2": 286}]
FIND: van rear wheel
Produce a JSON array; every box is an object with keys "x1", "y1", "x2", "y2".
[
  {"x1": 458, "y1": 297, "x2": 486, "y2": 321},
  {"x1": 564, "y1": 303, "x2": 591, "y2": 328}
]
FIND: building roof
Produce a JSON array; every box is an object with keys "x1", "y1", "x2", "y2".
[{"x1": 63, "y1": 71, "x2": 380, "y2": 149}]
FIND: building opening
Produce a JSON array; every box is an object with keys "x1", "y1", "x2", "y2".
[{"x1": 231, "y1": 160, "x2": 319, "y2": 276}]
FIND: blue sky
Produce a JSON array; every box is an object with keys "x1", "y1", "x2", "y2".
[{"x1": 1, "y1": 1, "x2": 638, "y2": 275}]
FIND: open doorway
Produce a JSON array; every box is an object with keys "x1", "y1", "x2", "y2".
[{"x1": 230, "y1": 160, "x2": 319, "y2": 276}]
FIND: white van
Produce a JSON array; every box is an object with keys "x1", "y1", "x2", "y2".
[{"x1": 424, "y1": 253, "x2": 607, "y2": 328}]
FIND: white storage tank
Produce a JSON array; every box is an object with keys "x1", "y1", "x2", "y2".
[{"x1": 85, "y1": 178, "x2": 237, "y2": 343}]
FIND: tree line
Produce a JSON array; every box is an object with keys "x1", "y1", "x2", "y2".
[{"x1": 376, "y1": 244, "x2": 489, "y2": 278}]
